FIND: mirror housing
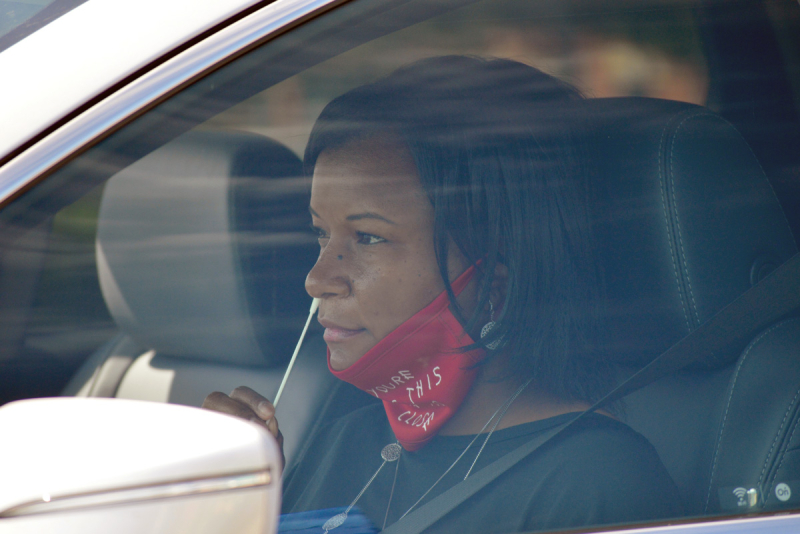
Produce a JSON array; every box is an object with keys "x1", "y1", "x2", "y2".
[{"x1": 0, "y1": 397, "x2": 280, "y2": 533}]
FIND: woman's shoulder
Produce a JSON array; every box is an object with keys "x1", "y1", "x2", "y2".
[
  {"x1": 521, "y1": 412, "x2": 674, "y2": 485},
  {"x1": 554, "y1": 412, "x2": 668, "y2": 467},
  {"x1": 419, "y1": 412, "x2": 683, "y2": 533},
  {"x1": 487, "y1": 411, "x2": 658, "y2": 455},
  {"x1": 518, "y1": 412, "x2": 684, "y2": 524}
]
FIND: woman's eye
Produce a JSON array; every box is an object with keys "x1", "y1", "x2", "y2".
[
  {"x1": 356, "y1": 232, "x2": 386, "y2": 245},
  {"x1": 311, "y1": 225, "x2": 329, "y2": 241}
]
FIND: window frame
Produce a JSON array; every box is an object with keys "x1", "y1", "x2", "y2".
[{"x1": 0, "y1": 0, "x2": 340, "y2": 209}]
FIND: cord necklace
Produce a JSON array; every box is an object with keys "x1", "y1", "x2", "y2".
[{"x1": 323, "y1": 378, "x2": 532, "y2": 533}]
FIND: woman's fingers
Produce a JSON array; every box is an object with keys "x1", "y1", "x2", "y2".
[
  {"x1": 230, "y1": 386, "x2": 275, "y2": 421},
  {"x1": 202, "y1": 387, "x2": 281, "y2": 440},
  {"x1": 201, "y1": 389, "x2": 285, "y2": 469},
  {"x1": 267, "y1": 416, "x2": 280, "y2": 438},
  {"x1": 202, "y1": 389, "x2": 285, "y2": 469},
  {"x1": 271, "y1": 421, "x2": 286, "y2": 470},
  {"x1": 201, "y1": 391, "x2": 266, "y2": 428}
]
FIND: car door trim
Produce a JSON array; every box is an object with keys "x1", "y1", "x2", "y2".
[{"x1": 0, "y1": 470, "x2": 271, "y2": 517}]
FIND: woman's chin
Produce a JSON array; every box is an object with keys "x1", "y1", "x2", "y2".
[
  {"x1": 326, "y1": 330, "x2": 380, "y2": 371},
  {"x1": 328, "y1": 346, "x2": 363, "y2": 371}
]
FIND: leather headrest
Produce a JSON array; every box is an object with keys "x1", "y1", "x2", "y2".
[
  {"x1": 96, "y1": 130, "x2": 316, "y2": 366},
  {"x1": 584, "y1": 97, "x2": 796, "y2": 368}
]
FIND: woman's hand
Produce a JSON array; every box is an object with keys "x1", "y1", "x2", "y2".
[{"x1": 202, "y1": 386, "x2": 285, "y2": 467}]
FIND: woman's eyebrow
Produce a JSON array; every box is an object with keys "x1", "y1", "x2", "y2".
[
  {"x1": 309, "y1": 207, "x2": 397, "y2": 225},
  {"x1": 346, "y1": 212, "x2": 397, "y2": 225}
]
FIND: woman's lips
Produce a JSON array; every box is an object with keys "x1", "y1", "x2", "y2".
[{"x1": 319, "y1": 319, "x2": 366, "y2": 343}]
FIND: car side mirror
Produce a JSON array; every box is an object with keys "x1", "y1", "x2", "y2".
[{"x1": 0, "y1": 397, "x2": 280, "y2": 533}]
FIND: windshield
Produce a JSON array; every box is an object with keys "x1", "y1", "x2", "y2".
[
  {"x1": 0, "y1": 0, "x2": 87, "y2": 53},
  {"x1": 1, "y1": 0, "x2": 799, "y2": 532}
]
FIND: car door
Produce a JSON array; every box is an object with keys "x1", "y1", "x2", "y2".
[{"x1": 1, "y1": 0, "x2": 799, "y2": 532}]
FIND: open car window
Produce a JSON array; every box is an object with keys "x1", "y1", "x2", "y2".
[{"x1": 1, "y1": 0, "x2": 799, "y2": 532}]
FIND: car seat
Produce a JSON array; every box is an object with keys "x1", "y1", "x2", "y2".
[
  {"x1": 287, "y1": 96, "x2": 800, "y2": 519},
  {"x1": 63, "y1": 129, "x2": 336, "y2": 465},
  {"x1": 582, "y1": 96, "x2": 800, "y2": 515},
  {"x1": 243, "y1": 95, "x2": 800, "y2": 519}
]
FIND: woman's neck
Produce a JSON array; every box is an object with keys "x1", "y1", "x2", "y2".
[{"x1": 437, "y1": 359, "x2": 595, "y2": 436}]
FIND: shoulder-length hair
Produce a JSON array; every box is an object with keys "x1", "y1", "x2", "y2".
[{"x1": 304, "y1": 55, "x2": 614, "y2": 405}]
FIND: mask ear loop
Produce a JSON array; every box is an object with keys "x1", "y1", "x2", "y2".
[{"x1": 273, "y1": 298, "x2": 320, "y2": 408}]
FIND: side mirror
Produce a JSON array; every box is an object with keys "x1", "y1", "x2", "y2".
[{"x1": 0, "y1": 397, "x2": 280, "y2": 533}]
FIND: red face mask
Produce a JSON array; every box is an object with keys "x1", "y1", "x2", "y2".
[{"x1": 328, "y1": 266, "x2": 484, "y2": 451}]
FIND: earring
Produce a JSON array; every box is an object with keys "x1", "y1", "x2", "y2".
[{"x1": 480, "y1": 301, "x2": 502, "y2": 350}]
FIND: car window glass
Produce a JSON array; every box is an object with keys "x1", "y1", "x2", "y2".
[
  {"x1": 206, "y1": 0, "x2": 709, "y2": 155},
  {"x1": 1, "y1": 0, "x2": 799, "y2": 531}
]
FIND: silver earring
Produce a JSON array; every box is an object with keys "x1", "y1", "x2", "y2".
[{"x1": 480, "y1": 301, "x2": 502, "y2": 350}]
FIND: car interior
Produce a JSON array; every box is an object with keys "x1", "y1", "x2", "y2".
[
  {"x1": 55, "y1": 92, "x2": 800, "y2": 518},
  {"x1": 62, "y1": 129, "x2": 337, "y2": 462},
  {"x1": 1, "y1": 0, "x2": 800, "y2": 529}
]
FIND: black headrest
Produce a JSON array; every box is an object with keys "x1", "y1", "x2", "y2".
[
  {"x1": 97, "y1": 130, "x2": 317, "y2": 366},
  {"x1": 584, "y1": 97, "x2": 796, "y2": 368}
]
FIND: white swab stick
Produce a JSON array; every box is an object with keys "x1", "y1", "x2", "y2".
[{"x1": 273, "y1": 298, "x2": 320, "y2": 408}]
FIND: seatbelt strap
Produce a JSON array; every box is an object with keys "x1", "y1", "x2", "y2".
[
  {"x1": 599, "y1": 252, "x2": 800, "y2": 406},
  {"x1": 381, "y1": 422, "x2": 568, "y2": 534},
  {"x1": 383, "y1": 252, "x2": 800, "y2": 534}
]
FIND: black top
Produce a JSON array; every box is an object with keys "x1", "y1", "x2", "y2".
[{"x1": 283, "y1": 403, "x2": 683, "y2": 533}]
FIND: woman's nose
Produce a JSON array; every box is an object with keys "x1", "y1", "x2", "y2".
[{"x1": 305, "y1": 244, "x2": 351, "y2": 299}]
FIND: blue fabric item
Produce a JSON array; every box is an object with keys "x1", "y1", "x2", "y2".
[{"x1": 279, "y1": 507, "x2": 378, "y2": 534}]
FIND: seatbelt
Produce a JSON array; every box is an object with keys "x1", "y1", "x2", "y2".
[{"x1": 382, "y1": 252, "x2": 800, "y2": 534}]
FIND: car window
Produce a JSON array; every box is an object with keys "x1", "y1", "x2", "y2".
[
  {"x1": 1, "y1": 0, "x2": 799, "y2": 532},
  {"x1": 206, "y1": 0, "x2": 710, "y2": 156}
]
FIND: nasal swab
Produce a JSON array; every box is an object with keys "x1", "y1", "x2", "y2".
[{"x1": 273, "y1": 297, "x2": 320, "y2": 408}]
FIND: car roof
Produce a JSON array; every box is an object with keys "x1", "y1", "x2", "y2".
[{"x1": 0, "y1": 0, "x2": 261, "y2": 162}]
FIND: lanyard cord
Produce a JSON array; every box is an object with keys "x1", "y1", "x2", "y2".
[
  {"x1": 323, "y1": 384, "x2": 523, "y2": 534},
  {"x1": 396, "y1": 378, "x2": 532, "y2": 523}
]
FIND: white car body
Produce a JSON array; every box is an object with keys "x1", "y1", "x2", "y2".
[
  {"x1": 0, "y1": 0, "x2": 334, "y2": 201},
  {"x1": 0, "y1": 398, "x2": 281, "y2": 534},
  {"x1": 0, "y1": 0, "x2": 259, "y2": 160}
]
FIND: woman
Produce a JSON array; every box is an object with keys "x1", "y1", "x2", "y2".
[{"x1": 204, "y1": 56, "x2": 682, "y2": 533}]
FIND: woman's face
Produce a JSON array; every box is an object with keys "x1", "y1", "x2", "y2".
[{"x1": 306, "y1": 135, "x2": 472, "y2": 371}]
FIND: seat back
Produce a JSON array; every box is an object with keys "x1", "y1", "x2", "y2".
[
  {"x1": 64, "y1": 129, "x2": 334, "y2": 465},
  {"x1": 705, "y1": 316, "x2": 800, "y2": 512},
  {"x1": 582, "y1": 97, "x2": 798, "y2": 514}
]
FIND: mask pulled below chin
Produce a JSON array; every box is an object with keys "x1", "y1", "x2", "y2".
[{"x1": 328, "y1": 265, "x2": 484, "y2": 451}]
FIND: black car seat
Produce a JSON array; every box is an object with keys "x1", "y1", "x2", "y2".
[
  {"x1": 583, "y1": 97, "x2": 800, "y2": 515},
  {"x1": 62, "y1": 129, "x2": 335, "y2": 465}
]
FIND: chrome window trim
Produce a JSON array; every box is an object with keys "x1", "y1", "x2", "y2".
[
  {"x1": 0, "y1": 470, "x2": 271, "y2": 517},
  {"x1": 0, "y1": 0, "x2": 338, "y2": 205}
]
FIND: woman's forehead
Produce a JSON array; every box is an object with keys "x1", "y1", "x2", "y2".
[
  {"x1": 314, "y1": 134, "x2": 415, "y2": 175},
  {"x1": 310, "y1": 136, "x2": 429, "y2": 215}
]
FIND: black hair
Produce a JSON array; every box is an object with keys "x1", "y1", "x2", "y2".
[{"x1": 304, "y1": 55, "x2": 614, "y2": 406}]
